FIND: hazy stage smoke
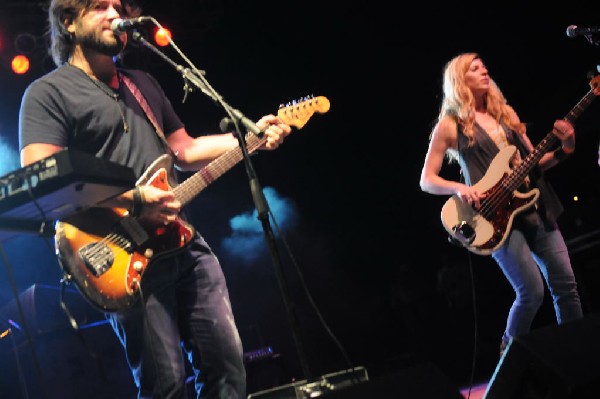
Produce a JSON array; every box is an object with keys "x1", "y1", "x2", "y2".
[
  {"x1": 221, "y1": 186, "x2": 298, "y2": 264},
  {"x1": 0, "y1": 136, "x2": 19, "y2": 176}
]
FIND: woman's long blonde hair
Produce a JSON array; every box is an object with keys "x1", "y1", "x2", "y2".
[{"x1": 436, "y1": 52, "x2": 525, "y2": 161}]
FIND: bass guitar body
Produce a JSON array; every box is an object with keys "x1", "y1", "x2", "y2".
[{"x1": 440, "y1": 146, "x2": 539, "y2": 255}]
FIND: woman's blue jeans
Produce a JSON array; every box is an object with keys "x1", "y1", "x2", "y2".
[{"x1": 492, "y1": 212, "x2": 583, "y2": 345}]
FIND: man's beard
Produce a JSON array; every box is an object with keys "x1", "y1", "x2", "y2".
[{"x1": 77, "y1": 30, "x2": 125, "y2": 57}]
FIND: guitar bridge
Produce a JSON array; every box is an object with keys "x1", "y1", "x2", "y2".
[
  {"x1": 79, "y1": 242, "x2": 114, "y2": 277},
  {"x1": 452, "y1": 221, "x2": 476, "y2": 245}
]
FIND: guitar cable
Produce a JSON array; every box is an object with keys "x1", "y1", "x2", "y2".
[
  {"x1": 60, "y1": 274, "x2": 167, "y2": 397},
  {"x1": 461, "y1": 250, "x2": 479, "y2": 399},
  {"x1": 0, "y1": 240, "x2": 42, "y2": 399},
  {"x1": 452, "y1": 162, "x2": 479, "y2": 399},
  {"x1": 57, "y1": 269, "x2": 121, "y2": 397},
  {"x1": 0, "y1": 171, "x2": 55, "y2": 399},
  {"x1": 265, "y1": 208, "x2": 360, "y2": 384}
]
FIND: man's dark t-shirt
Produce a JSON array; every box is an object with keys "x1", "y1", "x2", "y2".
[{"x1": 19, "y1": 63, "x2": 185, "y2": 179}]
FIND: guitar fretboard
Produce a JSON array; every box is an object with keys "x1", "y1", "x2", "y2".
[
  {"x1": 173, "y1": 134, "x2": 265, "y2": 206},
  {"x1": 503, "y1": 83, "x2": 599, "y2": 193}
]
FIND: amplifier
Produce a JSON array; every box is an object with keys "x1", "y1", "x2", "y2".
[{"x1": 247, "y1": 367, "x2": 368, "y2": 399}]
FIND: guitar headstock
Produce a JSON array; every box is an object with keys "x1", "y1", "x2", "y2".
[
  {"x1": 277, "y1": 95, "x2": 330, "y2": 129},
  {"x1": 590, "y1": 75, "x2": 600, "y2": 96}
]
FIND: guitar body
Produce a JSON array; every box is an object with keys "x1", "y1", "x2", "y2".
[
  {"x1": 441, "y1": 146, "x2": 539, "y2": 255},
  {"x1": 56, "y1": 154, "x2": 195, "y2": 312}
]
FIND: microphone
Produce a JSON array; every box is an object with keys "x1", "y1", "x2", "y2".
[
  {"x1": 566, "y1": 25, "x2": 600, "y2": 38},
  {"x1": 110, "y1": 16, "x2": 153, "y2": 34},
  {"x1": 219, "y1": 117, "x2": 234, "y2": 133}
]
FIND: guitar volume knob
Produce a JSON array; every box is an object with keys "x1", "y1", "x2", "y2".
[{"x1": 133, "y1": 260, "x2": 144, "y2": 272}]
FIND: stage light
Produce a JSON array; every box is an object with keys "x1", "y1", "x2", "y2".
[
  {"x1": 154, "y1": 27, "x2": 172, "y2": 47},
  {"x1": 11, "y1": 54, "x2": 30, "y2": 74}
]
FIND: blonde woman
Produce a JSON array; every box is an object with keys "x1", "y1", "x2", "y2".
[{"x1": 420, "y1": 52, "x2": 583, "y2": 356}]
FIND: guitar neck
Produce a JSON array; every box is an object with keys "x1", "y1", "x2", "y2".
[
  {"x1": 505, "y1": 85, "x2": 598, "y2": 192},
  {"x1": 172, "y1": 133, "x2": 266, "y2": 206},
  {"x1": 166, "y1": 95, "x2": 330, "y2": 206}
]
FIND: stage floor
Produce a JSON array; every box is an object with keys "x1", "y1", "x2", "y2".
[{"x1": 460, "y1": 381, "x2": 488, "y2": 399}]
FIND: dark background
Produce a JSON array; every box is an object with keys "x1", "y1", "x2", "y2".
[{"x1": 2, "y1": 0, "x2": 600, "y2": 397}]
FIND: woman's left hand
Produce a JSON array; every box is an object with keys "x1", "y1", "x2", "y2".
[{"x1": 552, "y1": 119, "x2": 575, "y2": 153}]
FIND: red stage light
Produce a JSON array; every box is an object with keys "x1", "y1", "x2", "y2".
[
  {"x1": 11, "y1": 54, "x2": 30, "y2": 74},
  {"x1": 154, "y1": 28, "x2": 172, "y2": 47}
]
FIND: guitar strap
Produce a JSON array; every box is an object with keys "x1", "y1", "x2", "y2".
[
  {"x1": 120, "y1": 73, "x2": 177, "y2": 158},
  {"x1": 456, "y1": 124, "x2": 466, "y2": 184}
]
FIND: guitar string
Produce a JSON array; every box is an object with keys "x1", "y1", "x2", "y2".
[
  {"x1": 86, "y1": 232, "x2": 129, "y2": 265},
  {"x1": 476, "y1": 134, "x2": 557, "y2": 220},
  {"x1": 174, "y1": 133, "x2": 265, "y2": 206}
]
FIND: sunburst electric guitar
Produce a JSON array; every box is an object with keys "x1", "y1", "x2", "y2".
[
  {"x1": 55, "y1": 96, "x2": 331, "y2": 312},
  {"x1": 441, "y1": 76, "x2": 600, "y2": 256}
]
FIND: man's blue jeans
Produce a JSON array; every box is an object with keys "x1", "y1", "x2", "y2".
[{"x1": 108, "y1": 234, "x2": 246, "y2": 398}]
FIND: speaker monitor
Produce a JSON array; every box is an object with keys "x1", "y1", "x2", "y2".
[
  {"x1": 0, "y1": 284, "x2": 136, "y2": 399},
  {"x1": 485, "y1": 312, "x2": 600, "y2": 398},
  {"x1": 0, "y1": 283, "x2": 101, "y2": 336}
]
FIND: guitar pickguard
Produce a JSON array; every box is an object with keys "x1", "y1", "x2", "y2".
[{"x1": 441, "y1": 146, "x2": 540, "y2": 255}]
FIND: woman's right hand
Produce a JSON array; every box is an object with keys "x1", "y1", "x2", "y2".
[{"x1": 456, "y1": 184, "x2": 484, "y2": 209}]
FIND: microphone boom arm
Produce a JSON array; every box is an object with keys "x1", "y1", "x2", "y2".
[{"x1": 130, "y1": 31, "x2": 260, "y2": 135}]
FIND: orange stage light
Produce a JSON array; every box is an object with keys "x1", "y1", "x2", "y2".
[
  {"x1": 154, "y1": 28, "x2": 172, "y2": 47},
  {"x1": 11, "y1": 54, "x2": 30, "y2": 74}
]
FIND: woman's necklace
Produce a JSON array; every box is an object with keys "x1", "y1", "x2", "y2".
[{"x1": 68, "y1": 63, "x2": 129, "y2": 134}]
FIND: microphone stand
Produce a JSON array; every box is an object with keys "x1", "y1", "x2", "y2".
[{"x1": 130, "y1": 31, "x2": 313, "y2": 382}]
